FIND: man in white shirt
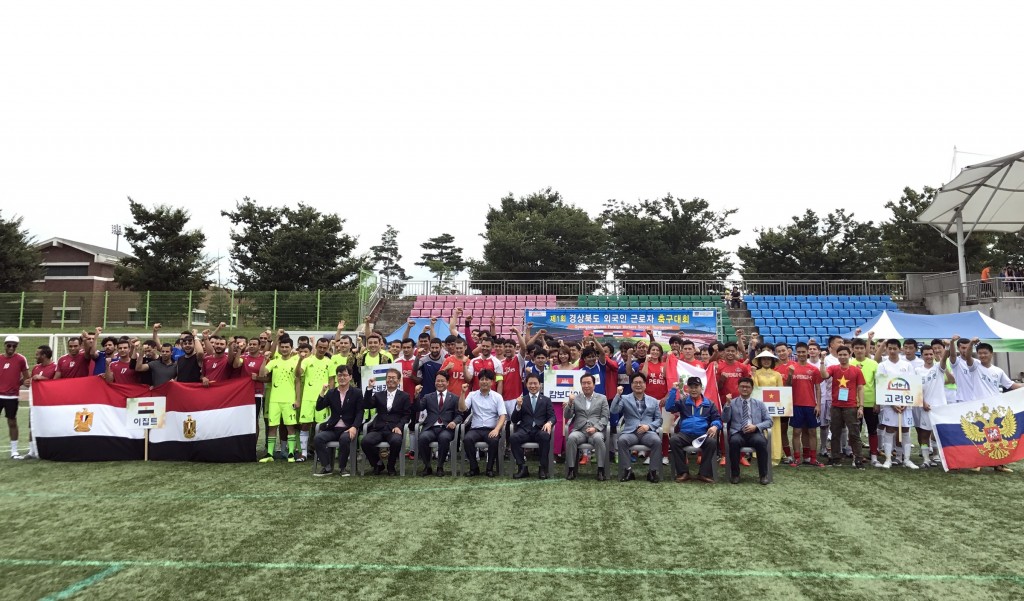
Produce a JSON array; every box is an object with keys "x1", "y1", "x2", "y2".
[
  {"x1": 975, "y1": 342, "x2": 1022, "y2": 474},
  {"x1": 948, "y1": 335, "x2": 981, "y2": 404},
  {"x1": 458, "y1": 370, "x2": 506, "y2": 477}
]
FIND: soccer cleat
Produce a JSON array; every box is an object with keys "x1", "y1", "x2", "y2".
[
  {"x1": 994, "y1": 465, "x2": 1014, "y2": 473},
  {"x1": 259, "y1": 456, "x2": 274, "y2": 463},
  {"x1": 788, "y1": 458, "x2": 801, "y2": 467},
  {"x1": 25, "y1": 452, "x2": 38, "y2": 459},
  {"x1": 287, "y1": 454, "x2": 296, "y2": 463},
  {"x1": 740, "y1": 456, "x2": 751, "y2": 467},
  {"x1": 718, "y1": 457, "x2": 726, "y2": 466},
  {"x1": 314, "y1": 467, "x2": 333, "y2": 477},
  {"x1": 643, "y1": 456, "x2": 651, "y2": 465},
  {"x1": 295, "y1": 455, "x2": 306, "y2": 463},
  {"x1": 10, "y1": 453, "x2": 24, "y2": 460},
  {"x1": 809, "y1": 460, "x2": 827, "y2": 468},
  {"x1": 871, "y1": 459, "x2": 883, "y2": 468},
  {"x1": 903, "y1": 459, "x2": 919, "y2": 470},
  {"x1": 662, "y1": 457, "x2": 669, "y2": 465},
  {"x1": 781, "y1": 456, "x2": 794, "y2": 465},
  {"x1": 579, "y1": 454, "x2": 589, "y2": 466},
  {"x1": 881, "y1": 459, "x2": 892, "y2": 469}
]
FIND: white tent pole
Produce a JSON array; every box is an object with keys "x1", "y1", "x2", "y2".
[{"x1": 956, "y1": 208, "x2": 968, "y2": 291}]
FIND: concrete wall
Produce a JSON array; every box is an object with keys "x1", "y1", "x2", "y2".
[{"x1": 988, "y1": 300, "x2": 1024, "y2": 379}]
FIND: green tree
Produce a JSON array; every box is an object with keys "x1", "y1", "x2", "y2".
[
  {"x1": 470, "y1": 188, "x2": 606, "y2": 281},
  {"x1": 416, "y1": 233, "x2": 465, "y2": 294},
  {"x1": 368, "y1": 225, "x2": 409, "y2": 296},
  {"x1": 222, "y1": 198, "x2": 365, "y2": 291},
  {"x1": 736, "y1": 209, "x2": 882, "y2": 279},
  {"x1": 601, "y1": 194, "x2": 737, "y2": 279},
  {"x1": 0, "y1": 211, "x2": 43, "y2": 292},
  {"x1": 114, "y1": 198, "x2": 214, "y2": 291}
]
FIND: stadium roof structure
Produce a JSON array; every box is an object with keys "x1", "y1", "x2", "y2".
[
  {"x1": 917, "y1": 149, "x2": 1024, "y2": 285},
  {"x1": 842, "y1": 310, "x2": 1024, "y2": 352}
]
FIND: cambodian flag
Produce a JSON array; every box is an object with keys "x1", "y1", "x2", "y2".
[
  {"x1": 556, "y1": 375, "x2": 574, "y2": 387},
  {"x1": 931, "y1": 388, "x2": 1024, "y2": 471}
]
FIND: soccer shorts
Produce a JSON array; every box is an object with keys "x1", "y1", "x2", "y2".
[
  {"x1": 819, "y1": 398, "x2": 831, "y2": 426},
  {"x1": 267, "y1": 402, "x2": 298, "y2": 427},
  {"x1": 0, "y1": 398, "x2": 17, "y2": 418},
  {"x1": 299, "y1": 398, "x2": 328, "y2": 424},
  {"x1": 790, "y1": 405, "x2": 819, "y2": 429},
  {"x1": 911, "y1": 407, "x2": 929, "y2": 430},
  {"x1": 880, "y1": 406, "x2": 914, "y2": 428}
]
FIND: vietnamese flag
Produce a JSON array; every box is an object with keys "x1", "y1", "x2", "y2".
[{"x1": 762, "y1": 389, "x2": 780, "y2": 404}]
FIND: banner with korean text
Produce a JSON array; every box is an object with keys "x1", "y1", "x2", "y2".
[{"x1": 524, "y1": 308, "x2": 718, "y2": 346}]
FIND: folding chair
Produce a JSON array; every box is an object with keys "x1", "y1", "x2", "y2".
[
  {"x1": 355, "y1": 421, "x2": 408, "y2": 476},
  {"x1": 455, "y1": 422, "x2": 504, "y2": 476},
  {"x1": 507, "y1": 422, "x2": 555, "y2": 477},
  {"x1": 724, "y1": 412, "x2": 773, "y2": 483},
  {"x1": 311, "y1": 421, "x2": 359, "y2": 476},
  {"x1": 414, "y1": 422, "x2": 458, "y2": 475},
  {"x1": 563, "y1": 419, "x2": 610, "y2": 476}
]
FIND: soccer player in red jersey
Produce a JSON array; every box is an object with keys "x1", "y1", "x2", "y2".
[
  {"x1": 716, "y1": 342, "x2": 751, "y2": 407},
  {"x1": 55, "y1": 334, "x2": 92, "y2": 379},
  {"x1": 771, "y1": 342, "x2": 796, "y2": 463},
  {"x1": 439, "y1": 338, "x2": 469, "y2": 394},
  {"x1": 679, "y1": 339, "x2": 703, "y2": 369},
  {"x1": 104, "y1": 339, "x2": 138, "y2": 385},
  {"x1": 819, "y1": 345, "x2": 866, "y2": 468},
  {"x1": 465, "y1": 338, "x2": 504, "y2": 395},
  {"x1": 236, "y1": 337, "x2": 269, "y2": 447},
  {"x1": 788, "y1": 343, "x2": 824, "y2": 467},
  {"x1": 202, "y1": 334, "x2": 236, "y2": 385},
  {"x1": 1, "y1": 336, "x2": 30, "y2": 459},
  {"x1": 31, "y1": 346, "x2": 57, "y2": 381}
]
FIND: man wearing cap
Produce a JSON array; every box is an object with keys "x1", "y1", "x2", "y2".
[
  {"x1": 728, "y1": 378, "x2": 772, "y2": 485},
  {"x1": 0, "y1": 336, "x2": 30, "y2": 459},
  {"x1": 666, "y1": 376, "x2": 722, "y2": 484}
]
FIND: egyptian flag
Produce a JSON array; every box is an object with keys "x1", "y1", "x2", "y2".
[
  {"x1": 666, "y1": 356, "x2": 720, "y2": 407},
  {"x1": 931, "y1": 388, "x2": 1024, "y2": 471},
  {"x1": 32, "y1": 377, "x2": 146, "y2": 461},
  {"x1": 148, "y1": 379, "x2": 256, "y2": 463}
]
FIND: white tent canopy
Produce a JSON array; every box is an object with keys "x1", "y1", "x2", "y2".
[{"x1": 917, "y1": 149, "x2": 1024, "y2": 284}]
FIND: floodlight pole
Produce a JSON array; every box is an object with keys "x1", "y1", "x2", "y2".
[{"x1": 955, "y1": 208, "x2": 968, "y2": 291}]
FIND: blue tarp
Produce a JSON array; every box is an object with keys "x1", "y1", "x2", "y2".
[{"x1": 384, "y1": 318, "x2": 453, "y2": 342}]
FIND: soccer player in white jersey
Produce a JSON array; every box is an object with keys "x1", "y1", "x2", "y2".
[
  {"x1": 915, "y1": 344, "x2": 947, "y2": 467},
  {"x1": 975, "y1": 342, "x2": 1023, "y2": 473},
  {"x1": 876, "y1": 339, "x2": 917, "y2": 469}
]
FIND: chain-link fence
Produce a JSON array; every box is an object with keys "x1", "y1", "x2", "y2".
[{"x1": 0, "y1": 290, "x2": 360, "y2": 332}]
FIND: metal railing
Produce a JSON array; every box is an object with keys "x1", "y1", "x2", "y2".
[
  {"x1": 962, "y1": 277, "x2": 1024, "y2": 304},
  {"x1": 921, "y1": 271, "x2": 964, "y2": 295},
  {"x1": 392, "y1": 278, "x2": 907, "y2": 300},
  {"x1": 0, "y1": 290, "x2": 360, "y2": 332}
]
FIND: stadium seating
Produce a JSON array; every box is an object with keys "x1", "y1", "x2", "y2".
[
  {"x1": 746, "y1": 295, "x2": 899, "y2": 347},
  {"x1": 409, "y1": 295, "x2": 557, "y2": 337}
]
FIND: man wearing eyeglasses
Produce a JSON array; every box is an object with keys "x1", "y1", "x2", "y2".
[{"x1": 0, "y1": 336, "x2": 30, "y2": 459}]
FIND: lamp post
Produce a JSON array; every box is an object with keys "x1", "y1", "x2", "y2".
[{"x1": 111, "y1": 224, "x2": 123, "y2": 251}]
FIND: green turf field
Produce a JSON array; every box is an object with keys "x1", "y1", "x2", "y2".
[{"x1": 1, "y1": 405, "x2": 1022, "y2": 601}]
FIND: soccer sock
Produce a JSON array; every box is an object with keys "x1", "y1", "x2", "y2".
[
  {"x1": 882, "y1": 432, "x2": 893, "y2": 460},
  {"x1": 267, "y1": 438, "x2": 276, "y2": 456},
  {"x1": 868, "y1": 434, "x2": 879, "y2": 456},
  {"x1": 922, "y1": 446, "x2": 931, "y2": 463},
  {"x1": 287, "y1": 433, "x2": 297, "y2": 456},
  {"x1": 808, "y1": 449, "x2": 817, "y2": 463},
  {"x1": 299, "y1": 431, "x2": 309, "y2": 456},
  {"x1": 29, "y1": 440, "x2": 37, "y2": 455},
  {"x1": 9, "y1": 441, "x2": 17, "y2": 455},
  {"x1": 902, "y1": 439, "x2": 913, "y2": 462}
]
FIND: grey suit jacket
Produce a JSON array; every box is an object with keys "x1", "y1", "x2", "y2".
[
  {"x1": 727, "y1": 396, "x2": 773, "y2": 435},
  {"x1": 610, "y1": 393, "x2": 662, "y2": 433},
  {"x1": 565, "y1": 392, "x2": 609, "y2": 433}
]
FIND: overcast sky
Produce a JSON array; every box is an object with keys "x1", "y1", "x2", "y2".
[{"x1": 2, "y1": 1, "x2": 1022, "y2": 285}]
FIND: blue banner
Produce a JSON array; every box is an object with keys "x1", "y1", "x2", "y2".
[{"x1": 523, "y1": 308, "x2": 719, "y2": 346}]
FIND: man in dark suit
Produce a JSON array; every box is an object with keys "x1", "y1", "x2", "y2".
[
  {"x1": 727, "y1": 377, "x2": 773, "y2": 485},
  {"x1": 509, "y1": 373, "x2": 556, "y2": 479},
  {"x1": 313, "y1": 365, "x2": 364, "y2": 476},
  {"x1": 416, "y1": 371, "x2": 462, "y2": 477},
  {"x1": 361, "y1": 368, "x2": 412, "y2": 475}
]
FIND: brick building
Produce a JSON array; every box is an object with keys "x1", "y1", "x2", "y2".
[{"x1": 33, "y1": 238, "x2": 129, "y2": 294}]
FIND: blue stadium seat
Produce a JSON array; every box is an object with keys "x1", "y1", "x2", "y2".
[
  {"x1": 762, "y1": 318, "x2": 776, "y2": 326},
  {"x1": 793, "y1": 309, "x2": 806, "y2": 318},
  {"x1": 771, "y1": 310, "x2": 784, "y2": 318},
  {"x1": 820, "y1": 302, "x2": 833, "y2": 310},
  {"x1": 837, "y1": 295, "x2": 850, "y2": 301},
  {"x1": 815, "y1": 327, "x2": 829, "y2": 338},
  {"x1": 750, "y1": 309, "x2": 762, "y2": 319},
  {"x1": 762, "y1": 336, "x2": 775, "y2": 345},
  {"x1": 788, "y1": 318, "x2": 801, "y2": 327},
  {"x1": 836, "y1": 310, "x2": 850, "y2": 318},
  {"x1": 780, "y1": 327, "x2": 795, "y2": 337},
  {"x1": 794, "y1": 295, "x2": 807, "y2": 302},
  {"x1": 808, "y1": 302, "x2": 821, "y2": 310},
  {"x1": 767, "y1": 302, "x2": 780, "y2": 310},
  {"x1": 787, "y1": 337, "x2": 800, "y2": 346},
  {"x1": 844, "y1": 318, "x2": 857, "y2": 328},
  {"x1": 783, "y1": 295, "x2": 797, "y2": 302}
]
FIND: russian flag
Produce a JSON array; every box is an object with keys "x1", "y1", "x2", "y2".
[{"x1": 931, "y1": 388, "x2": 1024, "y2": 471}]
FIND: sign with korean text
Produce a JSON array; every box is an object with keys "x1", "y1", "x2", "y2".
[
  {"x1": 126, "y1": 396, "x2": 166, "y2": 429},
  {"x1": 544, "y1": 369, "x2": 582, "y2": 403},
  {"x1": 361, "y1": 363, "x2": 400, "y2": 394},
  {"x1": 524, "y1": 308, "x2": 718, "y2": 346},
  {"x1": 876, "y1": 372, "x2": 923, "y2": 407},
  {"x1": 754, "y1": 387, "x2": 793, "y2": 417}
]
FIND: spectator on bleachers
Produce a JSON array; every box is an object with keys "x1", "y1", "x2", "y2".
[{"x1": 729, "y1": 286, "x2": 743, "y2": 309}]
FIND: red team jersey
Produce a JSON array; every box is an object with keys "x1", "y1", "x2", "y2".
[
  {"x1": 717, "y1": 361, "x2": 752, "y2": 402},
  {"x1": 394, "y1": 355, "x2": 417, "y2": 396},
  {"x1": 240, "y1": 353, "x2": 266, "y2": 395},
  {"x1": 501, "y1": 355, "x2": 523, "y2": 401},
  {"x1": 466, "y1": 355, "x2": 503, "y2": 391},
  {"x1": 203, "y1": 353, "x2": 233, "y2": 382},
  {"x1": 644, "y1": 360, "x2": 669, "y2": 400},
  {"x1": 32, "y1": 363, "x2": 57, "y2": 380},
  {"x1": 826, "y1": 364, "x2": 864, "y2": 408},
  {"x1": 0, "y1": 354, "x2": 29, "y2": 397},
  {"x1": 440, "y1": 356, "x2": 468, "y2": 391},
  {"x1": 773, "y1": 361, "x2": 795, "y2": 383},
  {"x1": 107, "y1": 358, "x2": 138, "y2": 384},
  {"x1": 790, "y1": 363, "x2": 822, "y2": 407},
  {"x1": 56, "y1": 352, "x2": 92, "y2": 379}
]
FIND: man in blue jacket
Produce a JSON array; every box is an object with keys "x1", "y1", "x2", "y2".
[{"x1": 667, "y1": 376, "x2": 722, "y2": 484}]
